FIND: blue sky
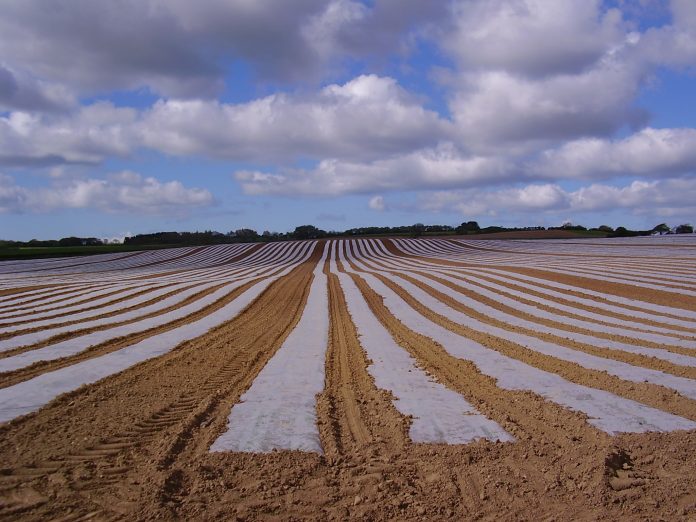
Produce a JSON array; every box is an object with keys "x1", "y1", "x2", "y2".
[{"x1": 1, "y1": 0, "x2": 695, "y2": 241}]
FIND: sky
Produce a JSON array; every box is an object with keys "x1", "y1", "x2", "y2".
[{"x1": 1, "y1": 0, "x2": 695, "y2": 241}]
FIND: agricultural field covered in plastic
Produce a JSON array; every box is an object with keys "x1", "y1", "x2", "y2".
[{"x1": 0, "y1": 236, "x2": 695, "y2": 520}]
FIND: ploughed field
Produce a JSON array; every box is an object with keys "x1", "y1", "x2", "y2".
[{"x1": 0, "y1": 237, "x2": 695, "y2": 521}]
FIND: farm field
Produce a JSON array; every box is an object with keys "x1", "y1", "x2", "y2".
[{"x1": 0, "y1": 237, "x2": 695, "y2": 520}]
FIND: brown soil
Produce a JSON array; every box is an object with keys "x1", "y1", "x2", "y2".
[
  {"x1": 0, "y1": 286, "x2": 57, "y2": 299},
  {"x1": 448, "y1": 269, "x2": 696, "y2": 337},
  {"x1": 382, "y1": 238, "x2": 696, "y2": 312},
  {"x1": 0, "y1": 239, "x2": 695, "y2": 521},
  {"x1": 0, "y1": 284, "x2": 109, "y2": 313},
  {"x1": 0, "y1": 284, "x2": 178, "y2": 326},
  {"x1": 504, "y1": 267, "x2": 696, "y2": 312},
  {"x1": 130, "y1": 243, "x2": 263, "y2": 281}
]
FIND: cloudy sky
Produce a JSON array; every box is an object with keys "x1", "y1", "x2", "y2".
[{"x1": 1, "y1": 0, "x2": 695, "y2": 240}]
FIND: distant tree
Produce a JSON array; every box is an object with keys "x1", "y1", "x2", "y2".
[
  {"x1": 456, "y1": 221, "x2": 481, "y2": 234},
  {"x1": 233, "y1": 228, "x2": 259, "y2": 241},
  {"x1": 676, "y1": 224, "x2": 694, "y2": 234},
  {"x1": 424, "y1": 224, "x2": 454, "y2": 233},
  {"x1": 597, "y1": 225, "x2": 613, "y2": 232},
  {"x1": 411, "y1": 223, "x2": 426, "y2": 238},
  {"x1": 479, "y1": 226, "x2": 507, "y2": 234},
  {"x1": 293, "y1": 225, "x2": 325, "y2": 240},
  {"x1": 612, "y1": 226, "x2": 629, "y2": 237},
  {"x1": 652, "y1": 223, "x2": 670, "y2": 234},
  {"x1": 559, "y1": 222, "x2": 587, "y2": 231},
  {"x1": 58, "y1": 236, "x2": 84, "y2": 247}
]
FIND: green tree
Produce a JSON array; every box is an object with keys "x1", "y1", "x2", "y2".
[
  {"x1": 456, "y1": 221, "x2": 481, "y2": 234},
  {"x1": 293, "y1": 225, "x2": 325, "y2": 240},
  {"x1": 58, "y1": 236, "x2": 84, "y2": 246},
  {"x1": 233, "y1": 228, "x2": 259, "y2": 241},
  {"x1": 411, "y1": 223, "x2": 425, "y2": 238}
]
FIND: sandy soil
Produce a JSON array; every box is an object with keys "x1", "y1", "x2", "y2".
[{"x1": 0, "y1": 238, "x2": 695, "y2": 521}]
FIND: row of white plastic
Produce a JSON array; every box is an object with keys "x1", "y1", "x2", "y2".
[
  {"x1": 1, "y1": 238, "x2": 694, "y2": 456},
  {"x1": 0, "y1": 242, "x2": 315, "y2": 423},
  {"x1": 393, "y1": 238, "x2": 696, "y2": 296}
]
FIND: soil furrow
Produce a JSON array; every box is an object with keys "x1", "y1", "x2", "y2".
[
  {"x1": 398, "y1": 272, "x2": 696, "y2": 376},
  {"x1": 368, "y1": 269, "x2": 696, "y2": 421},
  {"x1": 0, "y1": 244, "x2": 321, "y2": 520},
  {"x1": 1, "y1": 238, "x2": 695, "y2": 521},
  {"x1": 383, "y1": 239, "x2": 696, "y2": 312},
  {"x1": 0, "y1": 279, "x2": 260, "y2": 388},
  {"x1": 316, "y1": 263, "x2": 410, "y2": 457}
]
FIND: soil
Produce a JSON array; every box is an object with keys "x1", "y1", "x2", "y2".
[{"x1": 0, "y1": 238, "x2": 695, "y2": 521}]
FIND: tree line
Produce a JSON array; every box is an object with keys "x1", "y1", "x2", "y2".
[{"x1": 1, "y1": 221, "x2": 693, "y2": 249}]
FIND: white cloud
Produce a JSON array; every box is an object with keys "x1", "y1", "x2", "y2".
[
  {"x1": 140, "y1": 75, "x2": 449, "y2": 162},
  {"x1": 420, "y1": 183, "x2": 569, "y2": 216},
  {"x1": 234, "y1": 124, "x2": 696, "y2": 198},
  {"x1": 419, "y1": 178, "x2": 696, "y2": 220},
  {"x1": 368, "y1": 195, "x2": 386, "y2": 211},
  {"x1": 635, "y1": 0, "x2": 696, "y2": 69},
  {"x1": 304, "y1": 0, "x2": 448, "y2": 64},
  {"x1": 0, "y1": 102, "x2": 136, "y2": 166},
  {"x1": 448, "y1": 52, "x2": 647, "y2": 150},
  {"x1": 303, "y1": 0, "x2": 369, "y2": 63},
  {"x1": 535, "y1": 127, "x2": 696, "y2": 180},
  {"x1": 0, "y1": 0, "x2": 695, "y2": 228},
  {"x1": 0, "y1": 0, "x2": 449, "y2": 99},
  {"x1": 0, "y1": 171, "x2": 212, "y2": 215},
  {"x1": 0, "y1": 64, "x2": 75, "y2": 112},
  {"x1": 235, "y1": 143, "x2": 514, "y2": 196},
  {"x1": 443, "y1": 0, "x2": 626, "y2": 77}
]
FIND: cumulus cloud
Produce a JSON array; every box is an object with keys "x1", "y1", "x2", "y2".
[
  {"x1": 1, "y1": 0, "x2": 696, "y2": 228},
  {"x1": 0, "y1": 171, "x2": 212, "y2": 215},
  {"x1": 368, "y1": 195, "x2": 386, "y2": 211},
  {"x1": 305, "y1": 0, "x2": 448, "y2": 63},
  {"x1": 419, "y1": 178, "x2": 696, "y2": 219},
  {"x1": 0, "y1": 74, "x2": 449, "y2": 167},
  {"x1": 0, "y1": 1, "x2": 224, "y2": 98},
  {"x1": 140, "y1": 75, "x2": 449, "y2": 162},
  {"x1": 0, "y1": 0, "x2": 449, "y2": 99},
  {"x1": 443, "y1": 0, "x2": 626, "y2": 77},
  {"x1": 235, "y1": 143, "x2": 514, "y2": 196},
  {"x1": 0, "y1": 102, "x2": 136, "y2": 166},
  {"x1": 449, "y1": 67, "x2": 647, "y2": 151},
  {"x1": 420, "y1": 183, "x2": 569, "y2": 216},
  {"x1": 433, "y1": 0, "x2": 696, "y2": 154},
  {"x1": 535, "y1": 127, "x2": 696, "y2": 180},
  {"x1": 0, "y1": 65, "x2": 75, "y2": 112},
  {"x1": 635, "y1": 0, "x2": 696, "y2": 69}
]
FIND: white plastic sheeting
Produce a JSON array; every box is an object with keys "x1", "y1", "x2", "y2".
[
  {"x1": 363, "y1": 239, "x2": 696, "y2": 344},
  {"x1": 211, "y1": 242, "x2": 331, "y2": 453},
  {"x1": 334, "y1": 246, "x2": 513, "y2": 444},
  {"x1": 349, "y1": 253, "x2": 696, "y2": 401},
  {"x1": 341, "y1": 246, "x2": 696, "y2": 435},
  {"x1": 0, "y1": 243, "x2": 315, "y2": 424}
]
